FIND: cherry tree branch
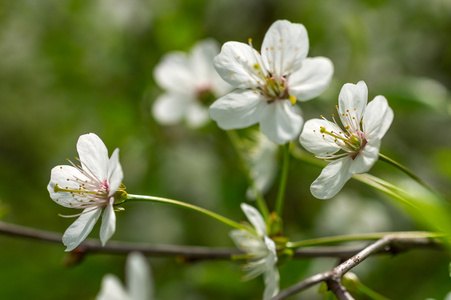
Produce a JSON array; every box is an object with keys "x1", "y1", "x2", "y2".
[
  {"x1": 0, "y1": 222, "x2": 442, "y2": 264},
  {"x1": 273, "y1": 234, "x2": 442, "y2": 300}
]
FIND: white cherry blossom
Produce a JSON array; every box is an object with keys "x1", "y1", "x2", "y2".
[
  {"x1": 210, "y1": 20, "x2": 333, "y2": 144},
  {"x1": 152, "y1": 38, "x2": 231, "y2": 128},
  {"x1": 299, "y1": 81, "x2": 394, "y2": 199},
  {"x1": 230, "y1": 203, "x2": 279, "y2": 300},
  {"x1": 47, "y1": 133, "x2": 124, "y2": 251},
  {"x1": 97, "y1": 252, "x2": 153, "y2": 300}
]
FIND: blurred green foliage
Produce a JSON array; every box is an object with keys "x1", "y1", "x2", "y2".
[{"x1": 0, "y1": 0, "x2": 450, "y2": 299}]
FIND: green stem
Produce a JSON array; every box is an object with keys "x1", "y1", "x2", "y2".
[
  {"x1": 286, "y1": 231, "x2": 442, "y2": 248},
  {"x1": 357, "y1": 283, "x2": 391, "y2": 300},
  {"x1": 226, "y1": 130, "x2": 270, "y2": 220},
  {"x1": 275, "y1": 143, "x2": 290, "y2": 217},
  {"x1": 126, "y1": 194, "x2": 245, "y2": 231},
  {"x1": 378, "y1": 153, "x2": 432, "y2": 191},
  {"x1": 352, "y1": 173, "x2": 418, "y2": 209}
]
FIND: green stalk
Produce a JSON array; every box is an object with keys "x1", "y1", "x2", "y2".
[
  {"x1": 126, "y1": 194, "x2": 246, "y2": 231},
  {"x1": 275, "y1": 143, "x2": 290, "y2": 217},
  {"x1": 226, "y1": 130, "x2": 270, "y2": 220},
  {"x1": 378, "y1": 153, "x2": 432, "y2": 192},
  {"x1": 286, "y1": 231, "x2": 441, "y2": 249},
  {"x1": 357, "y1": 283, "x2": 391, "y2": 300}
]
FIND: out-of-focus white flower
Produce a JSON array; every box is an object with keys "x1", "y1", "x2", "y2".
[
  {"x1": 152, "y1": 38, "x2": 231, "y2": 128},
  {"x1": 210, "y1": 20, "x2": 334, "y2": 144},
  {"x1": 230, "y1": 203, "x2": 279, "y2": 300},
  {"x1": 244, "y1": 132, "x2": 279, "y2": 200},
  {"x1": 300, "y1": 81, "x2": 394, "y2": 199},
  {"x1": 97, "y1": 252, "x2": 153, "y2": 300},
  {"x1": 47, "y1": 133, "x2": 124, "y2": 251}
]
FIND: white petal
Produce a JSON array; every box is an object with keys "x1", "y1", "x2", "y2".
[
  {"x1": 338, "y1": 81, "x2": 368, "y2": 126},
  {"x1": 100, "y1": 201, "x2": 116, "y2": 246},
  {"x1": 77, "y1": 133, "x2": 109, "y2": 182},
  {"x1": 261, "y1": 20, "x2": 309, "y2": 76},
  {"x1": 47, "y1": 165, "x2": 90, "y2": 207},
  {"x1": 209, "y1": 89, "x2": 266, "y2": 129},
  {"x1": 191, "y1": 39, "x2": 232, "y2": 97},
  {"x1": 263, "y1": 237, "x2": 280, "y2": 300},
  {"x1": 153, "y1": 52, "x2": 196, "y2": 94},
  {"x1": 213, "y1": 41, "x2": 266, "y2": 88},
  {"x1": 63, "y1": 208, "x2": 102, "y2": 252},
  {"x1": 127, "y1": 253, "x2": 153, "y2": 300},
  {"x1": 185, "y1": 102, "x2": 210, "y2": 128},
  {"x1": 229, "y1": 230, "x2": 267, "y2": 257},
  {"x1": 152, "y1": 93, "x2": 190, "y2": 125},
  {"x1": 107, "y1": 148, "x2": 123, "y2": 197},
  {"x1": 241, "y1": 203, "x2": 267, "y2": 236},
  {"x1": 288, "y1": 57, "x2": 334, "y2": 101},
  {"x1": 363, "y1": 95, "x2": 394, "y2": 140},
  {"x1": 259, "y1": 100, "x2": 303, "y2": 144},
  {"x1": 349, "y1": 138, "x2": 380, "y2": 174},
  {"x1": 96, "y1": 275, "x2": 130, "y2": 300},
  {"x1": 191, "y1": 38, "x2": 221, "y2": 83},
  {"x1": 299, "y1": 118, "x2": 342, "y2": 156},
  {"x1": 311, "y1": 158, "x2": 353, "y2": 199}
]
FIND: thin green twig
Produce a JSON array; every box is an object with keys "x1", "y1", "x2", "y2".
[
  {"x1": 126, "y1": 194, "x2": 247, "y2": 231},
  {"x1": 286, "y1": 231, "x2": 442, "y2": 249},
  {"x1": 274, "y1": 143, "x2": 290, "y2": 217},
  {"x1": 378, "y1": 153, "x2": 433, "y2": 192},
  {"x1": 226, "y1": 130, "x2": 270, "y2": 220}
]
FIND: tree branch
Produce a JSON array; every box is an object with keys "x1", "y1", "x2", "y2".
[
  {"x1": 273, "y1": 235, "x2": 442, "y2": 300},
  {"x1": 0, "y1": 222, "x2": 441, "y2": 263}
]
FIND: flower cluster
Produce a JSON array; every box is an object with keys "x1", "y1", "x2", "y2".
[{"x1": 46, "y1": 18, "x2": 399, "y2": 300}]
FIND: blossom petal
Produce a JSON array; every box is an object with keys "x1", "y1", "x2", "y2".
[
  {"x1": 259, "y1": 100, "x2": 303, "y2": 144},
  {"x1": 288, "y1": 57, "x2": 334, "y2": 101},
  {"x1": 229, "y1": 230, "x2": 267, "y2": 258},
  {"x1": 338, "y1": 81, "x2": 368, "y2": 126},
  {"x1": 152, "y1": 93, "x2": 190, "y2": 125},
  {"x1": 299, "y1": 118, "x2": 342, "y2": 156},
  {"x1": 241, "y1": 203, "x2": 267, "y2": 236},
  {"x1": 213, "y1": 41, "x2": 266, "y2": 88},
  {"x1": 185, "y1": 102, "x2": 210, "y2": 128},
  {"x1": 96, "y1": 275, "x2": 130, "y2": 300},
  {"x1": 263, "y1": 237, "x2": 279, "y2": 300},
  {"x1": 191, "y1": 39, "x2": 221, "y2": 83},
  {"x1": 127, "y1": 253, "x2": 153, "y2": 300},
  {"x1": 350, "y1": 138, "x2": 380, "y2": 174},
  {"x1": 311, "y1": 158, "x2": 353, "y2": 199},
  {"x1": 363, "y1": 95, "x2": 394, "y2": 140},
  {"x1": 100, "y1": 201, "x2": 116, "y2": 246},
  {"x1": 63, "y1": 208, "x2": 102, "y2": 251},
  {"x1": 261, "y1": 20, "x2": 309, "y2": 76},
  {"x1": 153, "y1": 52, "x2": 196, "y2": 94},
  {"x1": 209, "y1": 89, "x2": 266, "y2": 129},
  {"x1": 191, "y1": 39, "x2": 232, "y2": 97},
  {"x1": 107, "y1": 148, "x2": 123, "y2": 197},
  {"x1": 77, "y1": 133, "x2": 109, "y2": 182},
  {"x1": 47, "y1": 165, "x2": 90, "y2": 207}
]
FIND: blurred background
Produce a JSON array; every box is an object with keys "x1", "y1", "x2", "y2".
[{"x1": 0, "y1": 0, "x2": 451, "y2": 299}]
